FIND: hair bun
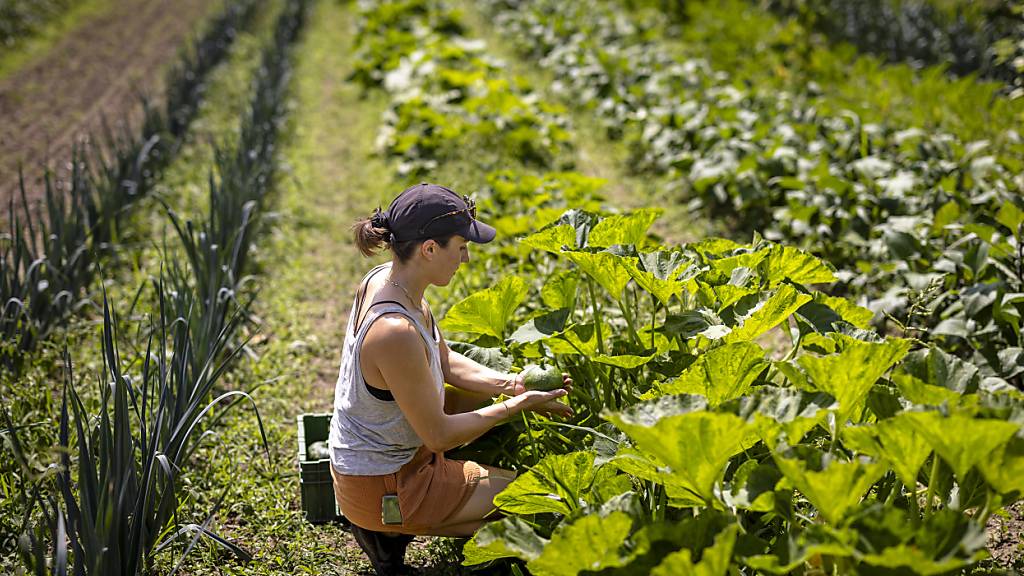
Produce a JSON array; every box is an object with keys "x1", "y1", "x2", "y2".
[{"x1": 370, "y1": 207, "x2": 391, "y2": 230}]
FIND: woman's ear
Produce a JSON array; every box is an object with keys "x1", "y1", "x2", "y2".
[{"x1": 420, "y1": 239, "x2": 437, "y2": 260}]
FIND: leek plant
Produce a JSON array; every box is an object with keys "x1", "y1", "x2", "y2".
[
  {"x1": 1, "y1": 158, "x2": 95, "y2": 372},
  {"x1": 15, "y1": 281, "x2": 266, "y2": 576},
  {"x1": 0, "y1": 0, "x2": 263, "y2": 375},
  {"x1": 10, "y1": 1, "x2": 310, "y2": 572}
]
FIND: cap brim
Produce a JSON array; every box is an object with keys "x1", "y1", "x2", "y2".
[{"x1": 460, "y1": 219, "x2": 497, "y2": 243}]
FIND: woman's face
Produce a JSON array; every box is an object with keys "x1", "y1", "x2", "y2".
[{"x1": 426, "y1": 235, "x2": 470, "y2": 286}]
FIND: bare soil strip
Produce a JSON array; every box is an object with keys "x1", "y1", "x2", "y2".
[{"x1": 0, "y1": 0, "x2": 215, "y2": 207}]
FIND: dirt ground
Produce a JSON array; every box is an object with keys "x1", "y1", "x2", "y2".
[
  {"x1": 0, "y1": 0, "x2": 214, "y2": 211},
  {"x1": 987, "y1": 501, "x2": 1024, "y2": 571}
]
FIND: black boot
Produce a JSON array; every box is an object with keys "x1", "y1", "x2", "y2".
[{"x1": 349, "y1": 524, "x2": 414, "y2": 575}]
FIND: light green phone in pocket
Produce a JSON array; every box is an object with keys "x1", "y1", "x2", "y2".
[{"x1": 381, "y1": 494, "x2": 402, "y2": 525}]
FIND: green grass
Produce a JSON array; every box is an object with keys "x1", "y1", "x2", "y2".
[
  {"x1": 0, "y1": 0, "x2": 112, "y2": 80},
  {"x1": 146, "y1": 1, "x2": 398, "y2": 572}
]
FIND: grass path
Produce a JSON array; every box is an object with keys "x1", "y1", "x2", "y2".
[{"x1": 157, "y1": 1, "x2": 465, "y2": 573}]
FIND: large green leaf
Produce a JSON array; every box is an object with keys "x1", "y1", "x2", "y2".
[
  {"x1": 796, "y1": 292, "x2": 874, "y2": 333},
  {"x1": 814, "y1": 293, "x2": 873, "y2": 329},
  {"x1": 735, "y1": 386, "x2": 836, "y2": 448},
  {"x1": 841, "y1": 416, "x2": 931, "y2": 489},
  {"x1": 659, "y1": 342, "x2": 767, "y2": 406},
  {"x1": 724, "y1": 284, "x2": 812, "y2": 343},
  {"x1": 996, "y1": 201, "x2": 1024, "y2": 234},
  {"x1": 606, "y1": 395, "x2": 758, "y2": 503},
  {"x1": 774, "y1": 452, "x2": 886, "y2": 524},
  {"x1": 977, "y1": 436, "x2": 1024, "y2": 495},
  {"x1": 691, "y1": 237, "x2": 745, "y2": 258},
  {"x1": 638, "y1": 250, "x2": 691, "y2": 280},
  {"x1": 797, "y1": 336, "x2": 912, "y2": 425},
  {"x1": 493, "y1": 451, "x2": 623, "y2": 516},
  {"x1": 722, "y1": 460, "x2": 781, "y2": 512},
  {"x1": 860, "y1": 545, "x2": 983, "y2": 575},
  {"x1": 707, "y1": 251, "x2": 768, "y2": 280},
  {"x1": 548, "y1": 322, "x2": 604, "y2": 356},
  {"x1": 850, "y1": 507, "x2": 989, "y2": 575},
  {"x1": 441, "y1": 276, "x2": 528, "y2": 340},
  {"x1": 527, "y1": 512, "x2": 637, "y2": 576},
  {"x1": 508, "y1": 308, "x2": 572, "y2": 345},
  {"x1": 626, "y1": 259, "x2": 687, "y2": 305},
  {"x1": 541, "y1": 269, "x2": 579, "y2": 309},
  {"x1": 565, "y1": 250, "x2": 633, "y2": 300},
  {"x1": 592, "y1": 352, "x2": 659, "y2": 369},
  {"x1": 554, "y1": 209, "x2": 602, "y2": 248},
  {"x1": 609, "y1": 445, "x2": 705, "y2": 508},
  {"x1": 893, "y1": 372, "x2": 964, "y2": 406},
  {"x1": 462, "y1": 517, "x2": 547, "y2": 565},
  {"x1": 744, "y1": 524, "x2": 856, "y2": 573},
  {"x1": 762, "y1": 245, "x2": 836, "y2": 286},
  {"x1": 650, "y1": 524, "x2": 738, "y2": 576},
  {"x1": 447, "y1": 341, "x2": 513, "y2": 372},
  {"x1": 588, "y1": 208, "x2": 662, "y2": 248},
  {"x1": 901, "y1": 411, "x2": 1020, "y2": 480},
  {"x1": 710, "y1": 283, "x2": 757, "y2": 310},
  {"x1": 900, "y1": 347, "x2": 979, "y2": 395},
  {"x1": 522, "y1": 224, "x2": 575, "y2": 253},
  {"x1": 660, "y1": 309, "x2": 727, "y2": 341}
]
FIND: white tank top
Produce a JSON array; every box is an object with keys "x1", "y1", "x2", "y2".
[{"x1": 328, "y1": 265, "x2": 444, "y2": 475}]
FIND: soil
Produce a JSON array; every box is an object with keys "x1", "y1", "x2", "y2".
[
  {"x1": 987, "y1": 501, "x2": 1024, "y2": 571},
  {"x1": 0, "y1": 0, "x2": 214, "y2": 211}
]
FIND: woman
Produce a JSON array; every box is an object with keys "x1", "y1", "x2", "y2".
[{"x1": 328, "y1": 183, "x2": 572, "y2": 575}]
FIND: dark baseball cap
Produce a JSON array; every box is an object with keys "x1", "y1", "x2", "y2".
[{"x1": 382, "y1": 183, "x2": 496, "y2": 243}]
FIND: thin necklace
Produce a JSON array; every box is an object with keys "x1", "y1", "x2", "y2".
[{"x1": 385, "y1": 274, "x2": 417, "y2": 306}]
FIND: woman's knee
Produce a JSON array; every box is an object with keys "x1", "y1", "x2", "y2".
[{"x1": 439, "y1": 467, "x2": 516, "y2": 526}]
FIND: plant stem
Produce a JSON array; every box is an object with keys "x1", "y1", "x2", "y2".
[
  {"x1": 616, "y1": 295, "x2": 641, "y2": 347},
  {"x1": 924, "y1": 454, "x2": 940, "y2": 515},
  {"x1": 649, "y1": 294, "x2": 657, "y2": 350},
  {"x1": 586, "y1": 277, "x2": 606, "y2": 355}
]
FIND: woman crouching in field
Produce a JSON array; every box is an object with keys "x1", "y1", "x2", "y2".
[{"x1": 328, "y1": 183, "x2": 573, "y2": 575}]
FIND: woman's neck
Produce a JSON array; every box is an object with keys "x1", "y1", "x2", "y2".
[{"x1": 387, "y1": 261, "x2": 428, "y2": 306}]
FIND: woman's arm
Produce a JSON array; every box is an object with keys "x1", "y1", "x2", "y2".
[
  {"x1": 438, "y1": 327, "x2": 574, "y2": 418},
  {"x1": 364, "y1": 316, "x2": 567, "y2": 453},
  {"x1": 440, "y1": 336, "x2": 521, "y2": 397}
]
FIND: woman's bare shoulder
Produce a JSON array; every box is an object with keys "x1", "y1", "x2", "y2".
[{"x1": 362, "y1": 313, "x2": 426, "y2": 356}]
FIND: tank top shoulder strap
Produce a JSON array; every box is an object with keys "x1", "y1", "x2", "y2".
[
  {"x1": 351, "y1": 263, "x2": 392, "y2": 337},
  {"x1": 354, "y1": 303, "x2": 436, "y2": 356}
]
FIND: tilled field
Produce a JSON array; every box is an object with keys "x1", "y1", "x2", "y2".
[{"x1": 0, "y1": 0, "x2": 214, "y2": 206}]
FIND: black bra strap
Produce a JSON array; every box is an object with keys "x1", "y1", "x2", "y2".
[
  {"x1": 365, "y1": 380, "x2": 396, "y2": 401},
  {"x1": 359, "y1": 300, "x2": 408, "y2": 402}
]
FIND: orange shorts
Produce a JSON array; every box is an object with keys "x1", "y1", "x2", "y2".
[{"x1": 331, "y1": 446, "x2": 485, "y2": 534}]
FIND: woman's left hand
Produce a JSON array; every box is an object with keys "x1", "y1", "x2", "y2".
[
  {"x1": 505, "y1": 372, "x2": 573, "y2": 396},
  {"x1": 506, "y1": 373, "x2": 573, "y2": 418}
]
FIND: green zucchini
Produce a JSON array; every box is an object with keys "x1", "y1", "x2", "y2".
[{"x1": 520, "y1": 364, "x2": 563, "y2": 392}]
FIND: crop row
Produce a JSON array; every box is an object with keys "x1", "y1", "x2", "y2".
[
  {"x1": 352, "y1": 1, "x2": 1024, "y2": 574},
  {"x1": 759, "y1": 0, "x2": 1024, "y2": 89},
  {"x1": 0, "y1": 0, "x2": 262, "y2": 375},
  {"x1": 5, "y1": 0, "x2": 309, "y2": 573},
  {"x1": 0, "y1": 0, "x2": 75, "y2": 48},
  {"x1": 478, "y1": 0, "x2": 1024, "y2": 391}
]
